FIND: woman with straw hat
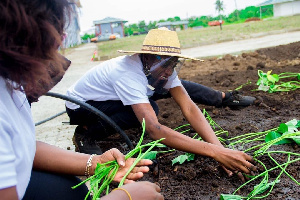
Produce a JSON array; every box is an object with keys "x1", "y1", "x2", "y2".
[{"x1": 66, "y1": 27, "x2": 257, "y2": 179}]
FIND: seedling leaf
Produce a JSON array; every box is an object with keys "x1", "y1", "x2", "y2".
[
  {"x1": 277, "y1": 123, "x2": 288, "y2": 134},
  {"x1": 267, "y1": 71, "x2": 279, "y2": 84},
  {"x1": 284, "y1": 119, "x2": 299, "y2": 133},
  {"x1": 172, "y1": 153, "x2": 195, "y2": 165},
  {"x1": 257, "y1": 84, "x2": 270, "y2": 92},
  {"x1": 220, "y1": 194, "x2": 242, "y2": 200},
  {"x1": 251, "y1": 180, "x2": 280, "y2": 196},
  {"x1": 144, "y1": 151, "x2": 158, "y2": 160},
  {"x1": 265, "y1": 131, "x2": 292, "y2": 145},
  {"x1": 291, "y1": 136, "x2": 300, "y2": 145},
  {"x1": 296, "y1": 120, "x2": 300, "y2": 128}
]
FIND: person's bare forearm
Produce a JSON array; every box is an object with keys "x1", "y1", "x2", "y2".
[
  {"x1": 145, "y1": 119, "x2": 222, "y2": 159},
  {"x1": 132, "y1": 102, "x2": 255, "y2": 173},
  {"x1": 132, "y1": 103, "x2": 222, "y2": 159},
  {"x1": 183, "y1": 103, "x2": 223, "y2": 146},
  {"x1": 0, "y1": 186, "x2": 18, "y2": 200},
  {"x1": 169, "y1": 86, "x2": 222, "y2": 146},
  {"x1": 33, "y1": 141, "x2": 89, "y2": 175}
]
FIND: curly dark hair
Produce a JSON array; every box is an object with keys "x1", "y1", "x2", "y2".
[{"x1": 0, "y1": 0, "x2": 72, "y2": 101}]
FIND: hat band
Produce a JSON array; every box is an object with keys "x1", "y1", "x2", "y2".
[{"x1": 141, "y1": 45, "x2": 181, "y2": 54}]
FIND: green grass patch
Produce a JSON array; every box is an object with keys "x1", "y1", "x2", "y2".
[{"x1": 96, "y1": 15, "x2": 300, "y2": 59}]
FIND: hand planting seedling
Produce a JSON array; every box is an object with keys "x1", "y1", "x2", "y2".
[
  {"x1": 72, "y1": 119, "x2": 165, "y2": 200},
  {"x1": 221, "y1": 119, "x2": 300, "y2": 199},
  {"x1": 170, "y1": 110, "x2": 300, "y2": 199}
]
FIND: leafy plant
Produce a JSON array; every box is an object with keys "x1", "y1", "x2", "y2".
[
  {"x1": 255, "y1": 70, "x2": 300, "y2": 93},
  {"x1": 222, "y1": 119, "x2": 300, "y2": 199},
  {"x1": 72, "y1": 119, "x2": 165, "y2": 200}
]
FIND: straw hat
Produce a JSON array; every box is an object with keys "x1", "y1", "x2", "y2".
[{"x1": 118, "y1": 27, "x2": 199, "y2": 60}]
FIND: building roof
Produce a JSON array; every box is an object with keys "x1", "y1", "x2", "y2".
[
  {"x1": 93, "y1": 17, "x2": 128, "y2": 25},
  {"x1": 258, "y1": 0, "x2": 297, "y2": 6},
  {"x1": 157, "y1": 20, "x2": 189, "y2": 26}
]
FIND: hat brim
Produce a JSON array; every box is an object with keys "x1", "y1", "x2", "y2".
[{"x1": 118, "y1": 50, "x2": 200, "y2": 61}]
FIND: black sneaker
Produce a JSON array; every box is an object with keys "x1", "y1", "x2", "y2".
[
  {"x1": 72, "y1": 126, "x2": 103, "y2": 155},
  {"x1": 222, "y1": 91, "x2": 256, "y2": 107}
]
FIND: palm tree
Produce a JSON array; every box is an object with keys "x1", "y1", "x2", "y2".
[
  {"x1": 215, "y1": 0, "x2": 224, "y2": 20},
  {"x1": 215, "y1": 0, "x2": 224, "y2": 30}
]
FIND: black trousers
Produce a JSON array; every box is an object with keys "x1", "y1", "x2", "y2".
[
  {"x1": 23, "y1": 170, "x2": 91, "y2": 200},
  {"x1": 152, "y1": 80, "x2": 223, "y2": 106},
  {"x1": 66, "y1": 80, "x2": 222, "y2": 139}
]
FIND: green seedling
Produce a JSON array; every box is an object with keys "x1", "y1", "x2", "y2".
[
  {"x1": 255, "y1": 70, "x2": 300, "y2": 93},
  {"x1": 172, "y1": 109, "x2": 228, "y2": 165},
  {"x1": 234, "y1": 80, "x2": 252, "y2": 91},
  {"x1": 72, "y1": 119, "x2": 165, "y2": 200},
  {"x1": 169, "y1": 112, "x2": 300, "y2": 199},
  {"x1": 229, "y1": 151, "x2": 300, "y2": 200},
  {"x1": 227, "y1": 119, "x2": 300, "y2": 153},
  {"x1": 172, "y1": 153, "x2": 195, "y2": 165},
  {"x1": 265, "y1": 119, "x2": 300, "y2": 145},
  {"x1": 222, "y1": 119, "x2": 300, "y2": 199}
]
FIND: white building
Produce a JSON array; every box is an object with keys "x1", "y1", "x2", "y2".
[{"x1": 258, "y1": 0, "x2": 300, "y2": 17}]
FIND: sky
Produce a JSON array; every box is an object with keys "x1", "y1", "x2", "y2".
[{"x1": 78, "y1": 0, "x2": 266, "y2": 34}]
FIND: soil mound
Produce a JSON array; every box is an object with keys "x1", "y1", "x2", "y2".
[{"x1": 257, "y1": 41, "x2": 300, "y2": 61}]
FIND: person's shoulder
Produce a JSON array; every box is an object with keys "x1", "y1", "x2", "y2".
[{"x1": 118, "y1": 54, "x2": 141, "y2": 65}]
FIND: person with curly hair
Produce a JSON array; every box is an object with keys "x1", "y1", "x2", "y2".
[{"x1": 0, "y1": 0, "x2": 163, "y2": 199}]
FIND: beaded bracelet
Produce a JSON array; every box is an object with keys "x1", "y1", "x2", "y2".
[
  {"x1": 112, "y1": 188, "x2": 132, "y2": 200},
  {"x1": 85, "y1": 154, "x2": 96, "y2": 177}
]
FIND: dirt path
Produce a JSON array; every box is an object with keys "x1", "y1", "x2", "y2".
[
  {"x1": 32, "y1": 30, "x2": 300, "y2": 151},
  {"x1": 182, "y1": 30, "x2": 300, "y2": 58}
]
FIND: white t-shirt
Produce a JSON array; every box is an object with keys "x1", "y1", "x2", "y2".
[
  {"x1": 66, "y1": 54, "x2": 182, "y2": 109},
  {"x1": 0, "y1": 77, "x2": 36, "y2": 199}
]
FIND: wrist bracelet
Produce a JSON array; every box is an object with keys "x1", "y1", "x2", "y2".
[
  {"x1": 112, "y1": 188, "x2": 132, "y2": 200},
  {"x1": 85, "y1": 154, "x2": 96, "y2": 177}
]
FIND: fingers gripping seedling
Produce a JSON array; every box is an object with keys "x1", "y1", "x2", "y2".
[{"x1": 72, "y1": 119, "x2": 165, "y2": 200}]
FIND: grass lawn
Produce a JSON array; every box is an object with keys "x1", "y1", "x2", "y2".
[{"x1": 95, "y1": 15, "x2": 300, "y2": 60}]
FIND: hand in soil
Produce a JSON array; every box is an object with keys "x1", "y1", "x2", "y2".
[
  {"x1": 214, "y1": 147, "x2": 257, "y2": 175},
  {"x1": 221, "y1": 165, "x2": 253, "y2": 183}
]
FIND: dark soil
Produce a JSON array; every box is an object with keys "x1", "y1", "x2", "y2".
[{"x1": 98, "y1": 41, "x2": 300, "y2": 200}]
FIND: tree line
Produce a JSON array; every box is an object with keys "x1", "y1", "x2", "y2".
[
  {"x1": 124, "y1": 5, "x2": 273, "y2": 36},
  {"x1": 81, "y1": 4, "x2": 273, "y2": 40}
]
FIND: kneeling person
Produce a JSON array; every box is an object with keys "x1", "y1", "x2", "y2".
[{"x1": 66, "y1": 28, "x2": 256, "y2": 177}]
